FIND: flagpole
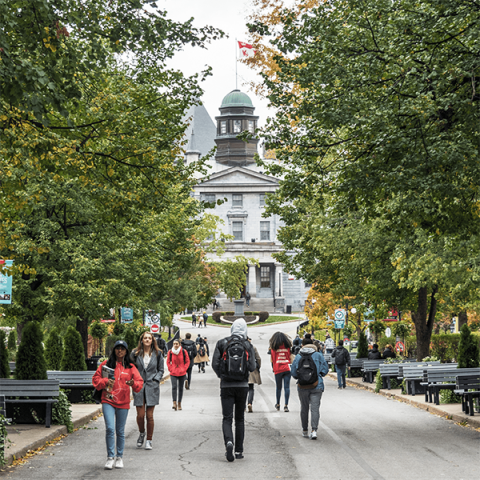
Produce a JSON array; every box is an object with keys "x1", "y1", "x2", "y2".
[{"x1": 235, "y1": 38, "x2": 238, "y2": 90}]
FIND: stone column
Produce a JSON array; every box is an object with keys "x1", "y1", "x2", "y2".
[
  {"x1": 248, "y1": 265, "x2": 257, "y2": 297},
  {"x1": 275, "y1": 264, "x2": 283, "y2": 297}
]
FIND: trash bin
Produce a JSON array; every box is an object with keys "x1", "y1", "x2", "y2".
[{"x1": 286, "y1": 305, "x2": 292, "y2": 314}]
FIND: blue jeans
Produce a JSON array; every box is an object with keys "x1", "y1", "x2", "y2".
[
  {"x1": 275, "y1": 371, "x2": 291, "y2": 405},
  {"x1": 102, "y1": 403, "x2": 129, "y2": 458},
  {"x1": 336, "y1": 364, "x2": 347, "y2": 388}
]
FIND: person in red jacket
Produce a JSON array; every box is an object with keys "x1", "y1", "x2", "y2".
[
  {"x1": 167, "y1": 339, "x2": 190, "y2": 411},
  {"x1": 269, "y1": 332, "x2": 293, "y2": 412},
  {"x1": 93, "y1": 340, "x2": 143, "y2": 470}
]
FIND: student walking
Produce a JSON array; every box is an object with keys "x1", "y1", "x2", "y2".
[
  {"x1": 195, "y1": 335, "x2": 209, "y2": 372},
  {"x1": 203, "y1": 311, "x2": 208, "y2": 327},
  {"x1": 212, "y1": 319, "x2": 256, "y2": 462},
  {"x1": 181, "y1": 333, "x2": 197, "y2": 390},
  {"x1": 291, "y1": 337, "x2": 329, "y2": 439},
  {"x1": 247, "y1": 337, "x2": 261, "y2": 413},
  {"x1": 191, "y1": 312, "x2": 197, "y2": 327},
  {"x1": 92, "y1": 340, "x2": 143, "y2": 470},
  {"x1": 331, "y1": 339, "x2": 350, "y2": 389},
  {"x1": 130, "y1": 331, "x2": 164, "y2": 450},
  {"x1": 269, "y1": 332, "x2": 293, "y2": 412},
  {"x1": 167, "y1": 339, "x2": 190, "y2": 410}
]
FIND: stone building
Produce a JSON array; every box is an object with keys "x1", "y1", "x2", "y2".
[{"x1": 184, "y1": 90, "x2": 309, "y2": 312}]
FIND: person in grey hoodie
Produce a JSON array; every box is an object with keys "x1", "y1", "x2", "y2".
[
  {"x1": 212, "y1": 318, "x2": 256, "y2": 462},
  {"x1": 291, "y1": 337, "x2": 329, "y2": 440}
]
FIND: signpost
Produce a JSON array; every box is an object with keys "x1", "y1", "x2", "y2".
[
  {"x1": 150, "y1": 324, "x2": 160, "y2": 334},
  {"x1": 0, "y1": 260, "x2": 14, "y2": 304},
  {"x1": 145, "y1": 310, "x2": 161, "y2": 328},
  {"x1": 334, "y1": 309, "x2": 346, "y2": 329},
  {"x1": 121, "y1": 307, "x2": 133, "y2": 324}
]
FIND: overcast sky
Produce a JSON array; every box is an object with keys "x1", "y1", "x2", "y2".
[{"x1": 159, "y1": 0, "x2": 272, "y2": 127}]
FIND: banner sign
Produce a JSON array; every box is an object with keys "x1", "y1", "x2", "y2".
[
  {"x1": 0, "y1": 260, "x2": 13, "y2": 304},
  {"x1": 144, "y1": 310, "x2": 160, "y2": 327},
  {"x1": 121, "y1": 307, "x2": 133, "y2": 323},
  {"x1": 334, "y1": 309, "x2": 346, "y2": 329},
  {"x1": 384, "y1": 309, "x2": 399, "y2": 322}
]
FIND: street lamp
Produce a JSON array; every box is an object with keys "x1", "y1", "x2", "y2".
[{"x1": 351, "y1": 307, "x2": 357, "y2": 314}]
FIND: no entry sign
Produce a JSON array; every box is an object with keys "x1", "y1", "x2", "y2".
[{"x1": 150, "y1": 324, "x2": 160, "y2": 334}]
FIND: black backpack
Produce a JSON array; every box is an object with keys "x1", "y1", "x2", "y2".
[
  {"x1": 156, "y1": 337, "x2": 167, "y2": 356},
  {"x1": 296, "y1": 351, "x2": 318, "y2": 386},
  {"x1": 199, "y1": 345, "x2": 206, "y2": 357},
  {"x1": 221, "y1": 336, "x2": 249, "y2": 381},
  {"x1": 334, "y1": 347, "x2": 347, "y2": 365},
  {"x1": 182, "y1": 341, "x2": 196, "y2": 361}
]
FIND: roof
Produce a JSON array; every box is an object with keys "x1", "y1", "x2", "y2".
[
  {"x1": 220, "y1": 89, "x2": 253, "y2": 108},
  {"x1": 183, "y1": 102, "x2": 216, "y2": 157}
]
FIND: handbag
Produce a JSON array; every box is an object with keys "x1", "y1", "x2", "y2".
[{"x1": 92, "y1": 388, "x2": 103, "y2": 404}]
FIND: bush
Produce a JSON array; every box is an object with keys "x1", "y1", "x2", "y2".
[
  {"x1": 259, "y1": 311, "x2": 269, "y2": 322},
  {"x1": 430, "y1": 334, "x2": 460, "y2": 363},
  {"x1": 457, "y1": 324, "x2": 480, "y2": 368},
  {"x1": 61, "y1": 326, "x2": 87, "y2": 371},
  {"x1": 52, "y1": 390, "x2": 74, "y2": 433},
  {"x1": 89, "y1": 320, "x2": 108, "y2": 340},
  {"x1": 7, "y1": 329, "x2": 16, "y2": 350},
  {"x1": 0, "y1": 330, "x2": 10, "y2": 378},
  {"x1": 357, "y1": 332, "x2": 369, "y2": 358},
  {"x1": 212, "y1": 312, "x2": 222, "y2": 322},
  {"x1": 113, "y1": 323, "x2": 125, "y2": 336},
  {"x1": 44, "y1": 327, "x2": 63, "y2": 370},
  {"x1": 226, "y1": 311, "x2": 234, "y2": 316},
  {"x1": 15, "y1": 321, "x2": 47, "y2": 380},
  {"x1": 124, "y1": 326, "x2": 136, "y2": 351}
]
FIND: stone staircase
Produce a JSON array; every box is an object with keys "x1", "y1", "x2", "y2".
[{"x1": 207, "y1": 297, "x2": 277, "y2": 313}]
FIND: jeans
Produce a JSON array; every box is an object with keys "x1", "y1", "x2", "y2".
[
  {"x1": 275, "y1": 371, "x2": 291, "y2": 406},
  {"x1": 220, "y1": 387, "x2": 249, "y2": 453},
  {"x1": 298, "y1": 388, "x2": 323, "y2": 431},
  {"x1": 171, "y1": 375, "x2": 186, "y2": 402},
  {"x1": 186, "y1": 366, "x2": 193, "y2": 387},
  {"x1": 247, "y1": 383, "x2": 255, "y2": 405},
  {"x1": 336, "y1": 364, "x2": 347, "y2": 388},
  {"x1": 102, "y1": 403, "x2": 129, "y2": 458}
]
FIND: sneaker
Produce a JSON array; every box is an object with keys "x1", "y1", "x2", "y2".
[
  {"x1": 338, "y1": 386, "x2": 342, "y2": 389},
  {"x1": 105, "y1": 457, "x2": 115, "y2": 470},
  {"x1": 115, "y1": 457, "x2": 124, "y2": 468},
  {"x1": 225, "y1": 441, "x2": 235, "y2": 462},
  {"x1": 302, "y1": 431, "x2": 309, "y2": 438},
  {"x1": 137, "y1": 432, "x2": 146, "y2": 448},
  {"x1": 247, "y1": 404, "x2": 253, "y2": 413},
  {"x1": 284, "y1": 405, "x2": 289, "y2": 412},
  {"x1": 275, "y1": 404, "x2": 280, "y2": 411},
  {"x1": 185, "y1": 379, "x2": 189, "y2": 390},
  {"x1": 145, "y1": 440, "x2": 153, "y2": 450},
  {"x1": 235, "y1": 452, "x2": 244, "y2": 459},
  {"x1": 310, "y1": 430, "x2": 317, "y2": 440}
]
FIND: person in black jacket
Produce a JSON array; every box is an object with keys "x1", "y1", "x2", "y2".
[
  {"x1": 181, "y1": 333, "x2": 197, "y2": 390},
  {"x1": 368, "y1": 344, "x2": 382, "y2": 360},
  {"x1": 382, "y1": 344, "x2": 396, "y2": 359},
  {"x1": 331, "y1": 340, "x2": 351, "y2": 389}
]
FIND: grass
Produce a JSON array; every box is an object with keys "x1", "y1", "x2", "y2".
[{"x1": 180, "y1": 315, "x2": 300, "y2": 327}]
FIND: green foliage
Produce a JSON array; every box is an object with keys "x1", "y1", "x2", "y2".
[
  {"x1": 457, "y1": 324, "x2": 480, "y2": 368},
  {"x1": 90, "y1": 321, "x2": 108, "y2": 340},
  {"x1": 258, "y1": 311, "x2": 270, "y2": 322},
  {"x1": 369, "y1": 321, "x2": 386, "y2": 341},
  {"x1": 430, "y1": 334, "x2": 460, "y2": 364},
  {"x1": 394, "y1": 323, "x2": 412, "y2": 339},
  {"x1": 52, "y1": 390, "x2": 74, "y2": 433},
  {"x1": 113, "y1": 323, "x2": 125, "y2": 336},
  {"x1": 123, "y1": 327, "x2": 136, "y2": 351},
  {"x1": 44, "y1": 327, "x2": 63, "y2": 371},
  {"x1": 0, "y1": 330, "x2": 10, "y2": 378},
  {"x1": 7, "y1": 330, "x2": 16, "y2": 351},
  {"x1": 421, "y1": 356, "x2": 440, "y2": 362},
  {"x1": 15, "y1": 322, "x2": 47, "y2": 380},
  {"x1": 61, "y1": 326, "x2": 87, "y2": 371},
  {"x1": 343, "y1": 324, "x2": 355, "y2": 339},
  {"x1": 215, "y1": 257, "x2": 259, "y2": 301},
  {"x1": 440, "y1": 389, "x2": 462, "y2": 405},
  {"x1": 357, "y1": 332, "x2": 369, "y2": 359},
  {"x1": 0, "y1": 412, "x2": 10, "y2": 466}
]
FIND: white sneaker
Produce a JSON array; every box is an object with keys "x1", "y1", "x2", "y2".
[
  {"x1": 104, "y1": 457, "x2": 115, "y2": 470},
  {"x1": 115, "y1": 457, "x2": 124, "y2": 468},
  {"x1": 145, "y1": 440, "x2": 153, "y2": 450},
  {"x1": 310, "y1": 430, "x2": 317, "y2": 440}
]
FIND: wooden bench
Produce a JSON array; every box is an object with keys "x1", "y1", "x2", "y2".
[
  {"x1": 402, "y1": 362, "x2": 441, "y2": 395},
  {"x1": 348, "y1": 355, "x2": 363, "y2": 377},
  {"x1": 379, "y1": 363, "x2": 401, "y2": 389},
  {"x1": 47, "y1": 370, "x2": 95, "y2": 388},
  {"x1": 362, "y1": 360, "x2": 385, "y2": 383},
  {"x1": 455, "y1": 374, "x2": 480, "y2": 416},
  {"x1": 420, "y1": 364, "x2": 459, "y2": 402},
  {"x1": 0, "y1": 379, "x2": 60, "y2": 428}
]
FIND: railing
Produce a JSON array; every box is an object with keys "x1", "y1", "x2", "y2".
[{"x1": 166, "y1": 326, "x2": 180, "y2": 351}]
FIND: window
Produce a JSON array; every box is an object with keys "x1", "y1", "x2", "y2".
[
  {"x1": 261, "y1": 267, "x2": 271, "y2": 288},
  {"x1": 232, "y1": 194, "x2": 243, "y2": 207},
  {"x1": 233, "y1": 120, "x2": 242, "y2": 133},
  {"x1": 232, "y1": 221, "x2": 243, "y2": 241},
  {"x1": 260, "y1": 221, "x2": 270, "y2": 240},
  {"x1": 202, "y1": 193, "x2": 215, "y2": 204},
  {"x1": 220, "y1": 121, "x2": 227, "y2": 134},
  {"x1": 304, "y1": 282, "x2": 312, "y2": 288},
  {"x1": 259, "y1": 193, "x2": 265, "y2": 206},
  {"x1": 248, "y1": 120, "x2": 255, "y2": 133}
]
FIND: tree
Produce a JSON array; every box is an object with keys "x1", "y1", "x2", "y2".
[
  {"x1": 44, "y1": 327, "x2": 63, "y2": 371},
  {"x1": 7, "y1": 330, "x2": 16, "y2": 351},
  {"x1": 15, "y1": 322, "x2": 47, "y2": 380},
  {"x1": 124, "y1": 326, "x2": 136, "y2": 351},
  {"x1": 0, "y1": 330, "x2": 10, "y2": 378},
  {"x1": 61, "y1": 326, "x2": 87, "y2": 371},
  {"x1": 357, "y1": 332, "x2": 369, "y2": 359},
  {"x1": 457, "y1": 324, "x2": 480, "y2": 368}
]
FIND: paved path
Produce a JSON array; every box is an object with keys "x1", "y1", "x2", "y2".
[{"x1": 3, "y1": 321, "x2": 480, "y2": 479}]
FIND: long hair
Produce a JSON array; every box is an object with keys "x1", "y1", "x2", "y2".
[
  {"x1": 106, "y1": 345, "x2": 133, "y2": 369},
  {"x1": 134, "y1": 331, "x2": 160, "y2": 357},
  {"x1": 269, "y1": 332, "x2": 292, "y2": 351}
]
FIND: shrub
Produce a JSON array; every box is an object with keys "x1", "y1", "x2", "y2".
[
  {"x1": 212, "y1": 312, "x2": 222, "y2": 322},
  {"x1": 113, "y1": 323, "x2": 125, "y2": 336},
  {"x1": 369, "y1": 320, "x2": 386, "y2": 342},
  {"x1": 89, "y1": 320, "x2": 108, "y2": 340},
  {"x1": 61, "y1": 326, "x2": 87, "y2": 371},
  {"x1": 357, "y1": 332, "x2": 369, "y2": 358},
  {"x1": 7, "y1": 330, "x2": 16, "y2": 350},
  {"x1": 0, "y1": 330, "x2": 10, "y2": 378},
  {"x1": 259, "y1": 311, "x2": 269, "y2": 322},
  {"x1": 430, "y1": 334, "x2": 460, "y2": 363},
  {"x1": 244, "y1": 311, "x2": 253, "y2": 316},
  {"x1": 52, "y1": 390, "x2": 74, "y2": 433},
  {"x1": 457, "y1": 324, "x2": 480, "y2": 368},
  {"x1": 225, "y1": 311, "x2": 235, "y2": 316},
  {"x1": 15, "y1": 321, "x2": 47, "y2": 380},
  {"x1": 44, "y1": 327, "x2": 63, "y2": 370},
  {"x1": 124, "y1": 326, "x2": 136, "y2": 351}
]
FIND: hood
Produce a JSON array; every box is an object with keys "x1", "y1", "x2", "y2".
[
  {"x1": 231, "y1": 318, "x2": 248, "y2": 339},
  {"x1": 300, "y1": 346, "x2": 316, "y2": 355}
]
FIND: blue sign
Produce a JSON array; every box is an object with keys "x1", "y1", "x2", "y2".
[
  {"x1": 0, "y1": 260, "x2": 13, "y2": 304},
  {"x1": 334, "y1": 319, "x2": 345, "y2": 329},
  {"x1": 121, "y1": 307, "x2": 133, "y2": 323}
]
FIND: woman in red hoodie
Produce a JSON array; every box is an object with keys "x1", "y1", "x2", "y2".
[
  {"x1": 92, "y1": 340, "x2": 143, "y2": 470},
  {"x1": 269, "y1": 332, "x2": 293, "y2": 412},
  {"x1": 167, "y1": 339, "x2": 190, "y2": 411}
]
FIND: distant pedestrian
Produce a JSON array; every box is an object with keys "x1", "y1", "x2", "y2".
[
  {"x1": 181, "y1": 333, "x2": 197, "y2": 390},
  {"x1": 203, "y1": 337, "x2": 210, "y2": 365},
  {"x1": 213, "y1": 299, "x2": 218, "y2": 311},
  {"x1": 194, "y1": 335, "x2": 209, "y2": 373},
  {"x1": 92, "y1": 340, "x2": 143, "y2": 470},
  {"x1": 269, "y1": 332, "x2": 293, "y2": 412},
  {"x1": 382, "y1": 344, "x2": 396, "y2": 359},
  {"x1": 292, "y1": 334, "x2": 301, "y2": 354},
  {"x1": 368, "y1": 343, "x2": 382, "y2": 360},
  {"x1": 247, "y1": 338, "x2": 262, "y2": 413},
  {"x1": 212, "y1": 319, "x2": 256, "y2": 462},
  {"x1": 155, "y1": 334, "x2": 167, "y2": 357},
  {"x1": 331, "y1": 339, "x2": 350, "y2": 389},
  {"x1": 167, "y1": 339, "x2": 190, "y2": 410},
  {"x1": 203, "y1": 311, "x2": 208, "y2": 327},
  {"x1": 324, "y1": 334, "x2": 335, "y2": 354},
  {"x1": 291, "y1": 337, "x2": 329, "y2": 440},
  {"x1": 245, "y1": 292, "x2": 251, "y2": 307},
  {"x1": 191, "y1": 312, "x2": 197, "y2": 327},
  {"x1": 131, "y1": 332, "x2": 164, "y2": 450}
]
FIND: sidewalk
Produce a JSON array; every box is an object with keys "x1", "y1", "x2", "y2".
[{"x1": 329, "y1": 372, "x2": 480, "y2": 429}]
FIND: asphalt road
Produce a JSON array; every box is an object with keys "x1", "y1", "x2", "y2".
[{"x1": 4, "y1": 320, "x2": 480, "y2": 479}]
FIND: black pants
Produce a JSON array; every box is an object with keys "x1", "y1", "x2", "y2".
[
  {"x1": 220, "y1": 387, "x2": 249, "y2": 453},
  {"x1": 186, "y1": 366, "x2": 193, "y2": 387},
  {"x1": 247, "y1": 383, "x2": 254, "y2": 405}
]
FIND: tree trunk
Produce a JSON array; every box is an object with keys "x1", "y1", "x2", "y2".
[
  {"x1": 411, "y1": 286, "x2": 438, "y2": 360},
  {"x1": 458, "y1": 311, "x2": 468, "y2": 330},
  {"x1": 355, "y1": 313, "x2": 362, "y2": 338},
  {"x1": 76, "y1": 316, "x2": 89, "y2": 358},
  {"x1": 17, "y1": 320, "x2": 26, "y2": 344}
]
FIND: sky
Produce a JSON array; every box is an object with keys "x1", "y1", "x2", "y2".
[{"x1": 158, "y1": 0, "x2": 272, "y2": 127}]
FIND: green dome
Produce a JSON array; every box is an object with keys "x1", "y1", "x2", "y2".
[{"x1": 220, "y1": 89, "x2": 253, "y2": 108}]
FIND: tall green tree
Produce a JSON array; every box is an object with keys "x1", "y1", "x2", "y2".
[
  {"x1": 15, "y1": 321, "x2": 47, "y2": 380},
  {"x1": 0, "y1": 330, "x2": 10, "y2": 378},
  {"x1": 61, "y1": 326, "x2": 87, "y2": 371},
  {"x1": 457, "y1": 324, "x2": 480, "y2": 368},
  {"x1": 44, "y1": 327, "x2": 63, "y2": 370}
]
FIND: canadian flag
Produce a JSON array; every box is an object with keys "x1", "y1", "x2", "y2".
[{"x1": 238, "y1": 41, "x2": 256, "y2": 58}]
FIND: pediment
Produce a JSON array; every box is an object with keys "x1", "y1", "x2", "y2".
[{"x1": 197, "y1": 167, "x2": 278, "y2": 186}]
